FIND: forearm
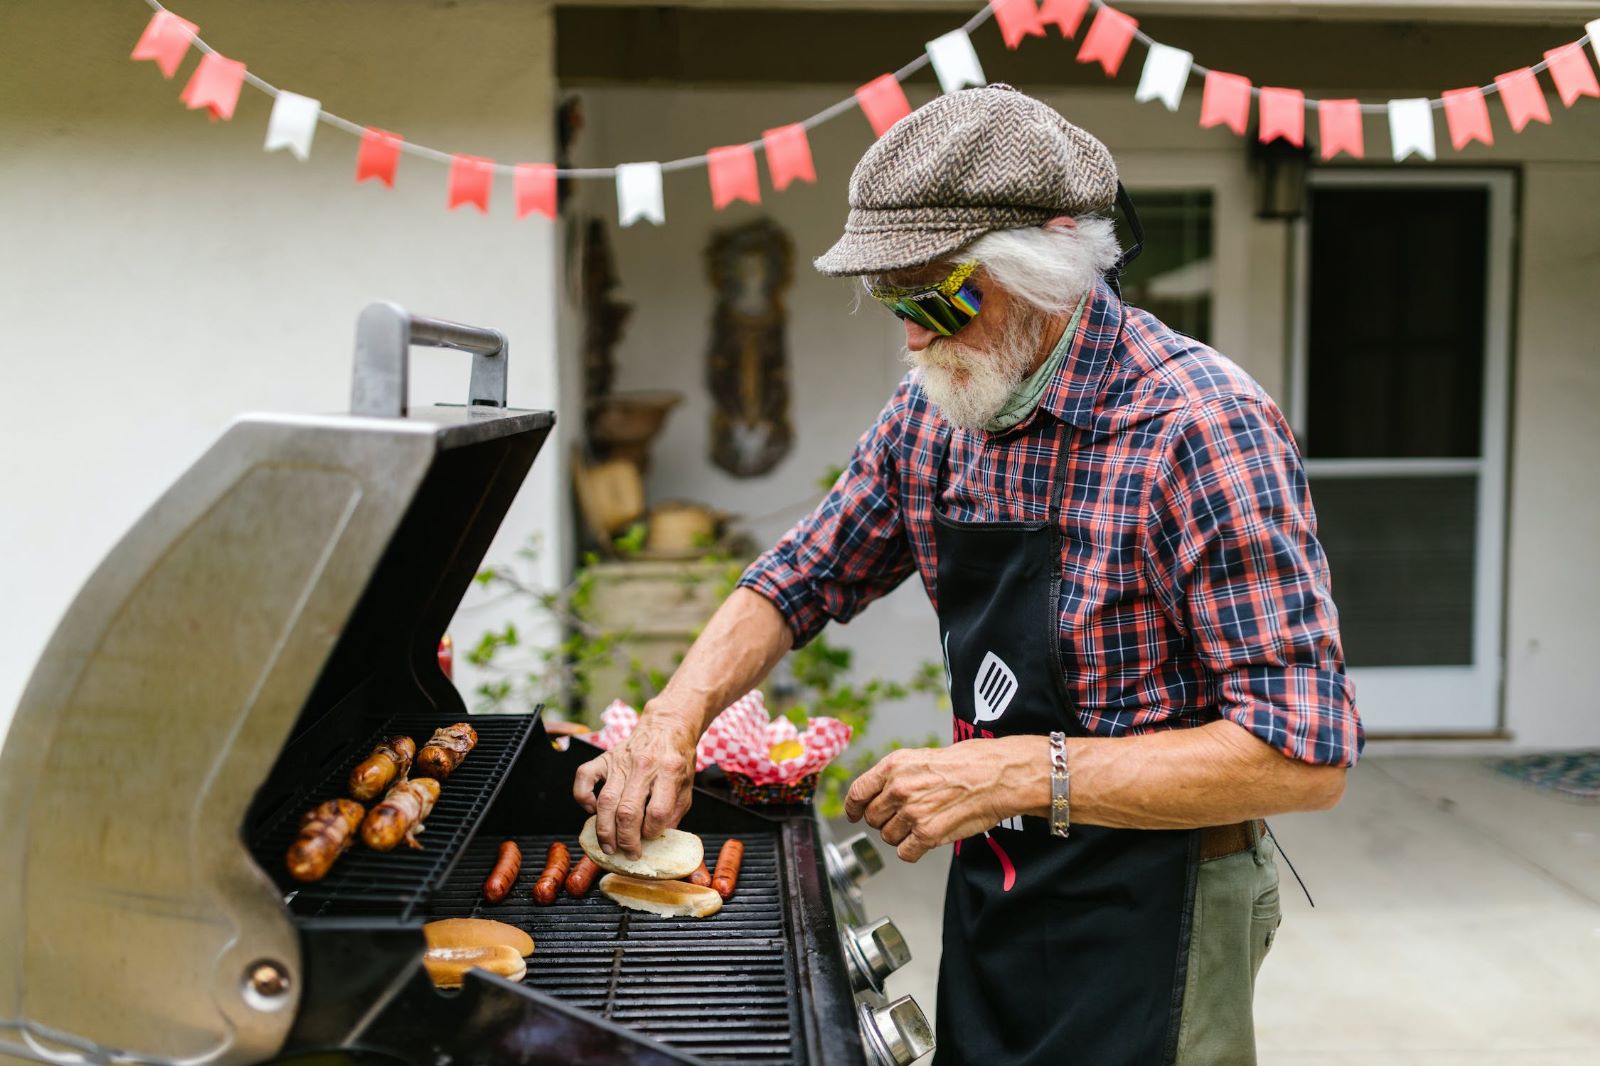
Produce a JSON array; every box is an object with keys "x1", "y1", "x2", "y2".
[
  {"x1": 1000, "y1": 720, "x2": 1347, "y2": 829},
  {"x1": 648, "y1": 588, "x2": 795, "y2": 735}
]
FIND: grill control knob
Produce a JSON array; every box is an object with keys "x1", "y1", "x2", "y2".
[
  {"x1": 827, "y1": 832, "x2": 885, "y2": 886},
  {"x1": 843, "y1": 917, "x2": 912, "y2": 995},
  {"x1": 858, "y1": 996, "x2": 935, "y2": 1066}
]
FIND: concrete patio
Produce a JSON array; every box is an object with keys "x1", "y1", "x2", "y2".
[{"x1": 839, "y1": 754, "x2": 1600, "y2": 1064}]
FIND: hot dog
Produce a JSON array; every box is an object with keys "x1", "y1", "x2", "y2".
[
  {"x1": 564, "y1": 855, "x2": 601, "y2": 898},
  {"x1": 348, "y1": 735, "x2": 416, "y2": 802},
  {"x1": 360, "y1": 777, "x2": 441, "y2": 852},
  {"x1": 686, "y1": 862, "x2": 711, "y2": 888},
  {"x1": 286, "y1": 798, "x2": 366, "y2": 882},
  {"x1": 532, "y1": 842, "x2": 570, "y2": 905},
  {"x1": 711, "y1": 838, "x2": 744, "y2": 900},
  {"x1": 415, "y1": 722, "x2": 478, "y2": 780},
  {"x1": 483, "y1": 840, "x2": 522, "y2": 903}
]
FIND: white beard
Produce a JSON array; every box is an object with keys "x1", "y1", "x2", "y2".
[{"x1": 904, "y1": 307, "x2": 1050, "y2": 432}]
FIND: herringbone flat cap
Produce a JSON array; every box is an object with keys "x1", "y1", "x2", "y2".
[{"x1": 815, "y1": 83, "x2": 1118, "y2": 277}]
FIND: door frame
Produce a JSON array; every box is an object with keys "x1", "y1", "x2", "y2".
[{"x1": 1287, "y1": 167, "x2": 1516, "y2": 735}]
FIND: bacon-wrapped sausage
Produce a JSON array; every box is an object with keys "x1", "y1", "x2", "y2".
[
  {"x1": 564, "y1": 855, "x2": 601, "y2": 898},
  {"x1": 711, "y1": 838, "x2": 744, "y2": 900},
  {"x1": 532, "y1": 842, "x2": 570, "y2": 905},
  {"x1": 415, "y1": 723, "x2": 477, "y2": 780},
  {"x1": 348, "y1": 735, "x2": 416, "y2": 802},
  {"x1": 360, "y1": 777, "x2": 441, "y2": 852},
  {"x1": 286, "y1": 798, "x2": 366, "y2": 882},
  {"x1": 483, "y1": 841, "x2": 522, "y2": 903}
]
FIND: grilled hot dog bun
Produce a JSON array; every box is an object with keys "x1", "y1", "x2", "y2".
[
  {"x1": 599, "y1": 873, "x2": 723, "y2": 918},
  {"x1": 578, "y1": 815, "x2": 703, "y2": 880},
  {"x1": 422, "y1": 944, "x2": 526, "y2": 988},
  {"x1": 423, "y1": 917, "x2": 534, "y2": 958}
]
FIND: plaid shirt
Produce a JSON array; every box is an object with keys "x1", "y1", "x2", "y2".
[{"x1": 740, "y1": 277, "x2": 1363, "y2": 768}]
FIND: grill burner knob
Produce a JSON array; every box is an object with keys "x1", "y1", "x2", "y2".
[
  {"x1": 827, "y1": 832, "x2": 885, "y2": 886},
  {"x1": 858, "y1": 995, "x2": 935, "y2": 1065},
  {"x1": 843, "y1": 917, "x2": 912, "y2": 996}
]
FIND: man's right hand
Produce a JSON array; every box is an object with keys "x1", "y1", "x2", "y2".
[{"x1": 571, "y1": 706, "x2": 699, "y2": 859}]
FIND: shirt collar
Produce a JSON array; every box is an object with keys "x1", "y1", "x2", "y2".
[{"x1": 1038, "y1": 276, "x2": 1124, "y2": 429}]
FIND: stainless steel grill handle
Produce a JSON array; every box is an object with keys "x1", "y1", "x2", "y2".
[{"x1": 352, "y1": 301, "x2": 509, "y2": 417}]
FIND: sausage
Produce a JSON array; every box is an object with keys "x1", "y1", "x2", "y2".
[
  {"x1": 564, "y1": 855, "x2": 601, "y2": 898},
  {"x1": 415, "y1": 723, "x2": 478, "y2": 780},
  {"x1": 686, "y1": 862, "x2": 711, "y2": 888},
  {"x1": 532, "y1": 842, "x2": 570, "y2": 905},
  {"x1": 710, "y1": 838, "x2": 743, "y2": 900},
  {"x1": 348, "y1": 735, "x2": 416, "y2": 802},
  {"x1": 360, "y1": 777, "x2": 441, "y2": 852},
  {"x1": 286, "y1": 798, "x2": 366, "y2": 882},
  {"x1": 483, "y1": 840, "x2": 522, "y2": 903}
]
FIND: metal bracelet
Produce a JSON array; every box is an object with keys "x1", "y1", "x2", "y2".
[{"x1": 1049, "y1": 730, "x2": 1070, "y2": 839}]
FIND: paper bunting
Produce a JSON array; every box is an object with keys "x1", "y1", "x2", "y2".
[
  {"x1": 448, "y1": 154, "x2": 494, "y2": 212},
  {"x1": 708, "y1": 144, "x2": 761, "y2": 209},
  {"x1": 514, "y1": 163, "x2": 557, "y2": 219},
  {"x1": 1544, "y1": 43, "x2": 1600, "y2": 108},
  {"x1": 179, "y1": 53, "x2": 245, "y2": 121},
  {"x1": 1259, "y1": 87, "x2": 1305, "y2": 146},
  {"x1": 1494, "y1": 68, "x2": 1551, "y2": 132},
  {"x1": 131, "y1": 10, "x2": 198, "y2": 79},
  {"x1": 1591, "y1": 20, "x2": 1600, "y2": 69},
  {"x1": 1200, "y1": 71, "x2": 1252, "y2": 135},
  {"x1": 1135, "y1": 43, "x2": 1192, "y2": 111},
  {"x1": 264, "y1": 91, "x2": 319, "y2": 160},
  {"x1": 856, "y1": 74, "x2": 913, "y2": 137},
  {"x1": 1038, "y1": 0, "x2": 1089, "y2": 38},
  {"x1": 1442, "y1": 88, "x2": 1493, "y2": 149},
  {"x1": 616, "y1": 162, "x2": 665, "y2": 226},
  {"x1": 1076, "y1": 5, "x2": 1137, "y2": 77},
  {"x1": 356, "y1": 128, "x2": 402, "y2": 186},
  {"x1": 927, "y1": 29, "x2": 987, "y2": 94},
  {"x1": 1317, "y1": 99, "x2": 1364, "y2": 160},
  {"x1": 762, "y1": 124, "x2": 816, "y2": 191},
  {"x1": 1387, "y1": 98, "x2": 1437, "y2": 161},
  {"x1": 990, "y1": 0, "x2": 1046, "y2": 50}
]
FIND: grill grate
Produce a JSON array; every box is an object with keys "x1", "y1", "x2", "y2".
[
  {"x1": 430, "y1": 831, "x2": 802, "y2": 1064},
  {"x1": 250, "y1": 713, "x2": 536, "y2": 921}
]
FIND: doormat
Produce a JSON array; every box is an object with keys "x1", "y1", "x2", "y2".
[{"x1": 1491, "y1": 750, "x2": 1600, "y2": 802}]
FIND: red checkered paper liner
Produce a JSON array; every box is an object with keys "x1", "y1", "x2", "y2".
[{"x1": 590, "y1": 699, "x2": 715, "y2": 772}]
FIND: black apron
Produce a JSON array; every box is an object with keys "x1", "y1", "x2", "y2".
[{"x1": 930, "y1": 421, "x2": 1200, "y2": 1066}]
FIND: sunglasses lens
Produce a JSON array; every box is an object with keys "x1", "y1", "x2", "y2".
[{"x1": 868, "y1": 268, "x2": 982, "y2": 335}]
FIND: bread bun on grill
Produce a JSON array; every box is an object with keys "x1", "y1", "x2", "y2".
[
  {"x1": 423, "y1": 944, "x2": 527, "y2": 987},
  {"x1": 423, "y1": 917, "x2": 534, "y2": 957},
  {"x1": 599, "y1": 872, "x2": 723, "y2": 918},
  {"x1": 578, "y1": 815, "x2": 703, "y2": 880}
]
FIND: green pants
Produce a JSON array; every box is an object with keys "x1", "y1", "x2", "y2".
[{"x1": 1173, "y1": 828, "x2": 1282, "y2": 1065}]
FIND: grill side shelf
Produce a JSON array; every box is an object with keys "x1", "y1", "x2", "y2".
[{"x1": 248, "y1": 713, "x2": 538, "y2": 921}]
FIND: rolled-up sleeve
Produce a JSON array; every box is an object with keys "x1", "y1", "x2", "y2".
[
  {"x1": 1143, "y1": 395, "x2": 1363, "y2": 767},
  {"x1": 738, "y1": 377, "x2": 918, "y2": 647}
]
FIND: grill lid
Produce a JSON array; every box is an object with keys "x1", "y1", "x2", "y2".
[{"x1": 0, "y1": 305, "x2": 554, "y2": 1066}]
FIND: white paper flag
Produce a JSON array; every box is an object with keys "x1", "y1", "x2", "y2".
[
  {"x1": 264, "y1": 92, "x2": 320, "y2": 161},
  {"x1": 926, "y1": 29, "x2": 986, "y2": 95},
  {"x1": 1588, "y1": 19, "x2": 1600, "y2": 68},
  {"x1": 1387, "y1": 98, "x2": 1436, "y2": 162},
  {"x1": 1135, "y1": 43, "x2": 1193, "y2": 112},
  {"x1": 616, "y1": 162, "x2": 665, "y2": 227}
]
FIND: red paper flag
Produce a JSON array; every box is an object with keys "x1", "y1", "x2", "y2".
[
  {"x1": 856, "y1": 75, "x2": 913, "y2": 138},
  {"x1": 179, "y1": 53, "x2": 246, "y2": 122},
  {"x1": 1317, "y1": 99, "x2": 1364, "y2": 160},
  {"x1": 708, "y1": 144, "x2": 761, "y2": 209},
  {"x1": 1543, "y1": 42, "x2": 1600, "y2": 107},
  {"x1": 1076, "y1": 6, "x2": 1138, "y2": 77},
  {"x1": 1199, "y1": 71, "x2": 1252, "y2": 136},
  {"x1": 448, "y1": 155, "x2": 494, "y2": 213},
  {"x1": 131, "y1": 10, "x2": 198, "y2": 79},
  {"x1": 356, "y1": 128, "x2": 403, "y2": 187},
  {"x1": 1442, "y1": 88, "x2": 1493, "y2": 149},
  {"x1": 1258, "y1": 87, "x2": 1305, "y2": 146},
  {"x1": 990, "y1": 0, "x2": 1046, "y2": 50},
  {"x1": 762, "y1": 124, "x2": 816, "y2": 191},
  {"x1": 1494, "y1": 68, "x2": 1551, "y2": 132},
  {"x1": 514, "y1": 163, "x2": 557, "y2": 219},
  {"x1": 1038, "y1": 0, "x2": 1089, "y2": 38}
]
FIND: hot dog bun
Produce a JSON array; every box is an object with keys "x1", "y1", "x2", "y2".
[
  {"x1": 422, "y1": 944, "x2": 526, "y2": 988},
  {"x1": 423, "y1": 917, "x2": 534, "y2": 957},
  {"x1": 599, "y1": 873, "x2": 723, "y2": 918},
  {"x1": 578, "y1": 815, "x2": 703, "y2": 880}
]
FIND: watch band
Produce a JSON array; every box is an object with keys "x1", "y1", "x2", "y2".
[{"x1": 1049, "y1": 730, "x2": 1070, "y2": 839}]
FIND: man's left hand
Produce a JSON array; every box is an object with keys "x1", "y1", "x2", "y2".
[{"x1": 844, "y1": 739, "x2": 1032, "y2": 862}]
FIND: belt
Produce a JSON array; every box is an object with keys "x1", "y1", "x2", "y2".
[{"x1": 1197, "y1": 819, "x2": 1266, "y2": 861}]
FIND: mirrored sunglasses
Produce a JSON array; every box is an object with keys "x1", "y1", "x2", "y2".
[{"x1": 865, "y1": 261, "x2": 983, "y2": 336}]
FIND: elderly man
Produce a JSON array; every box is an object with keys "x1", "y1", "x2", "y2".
[{"x1": 576, "y1": 84, "x2": 1362, "y2": 1065}]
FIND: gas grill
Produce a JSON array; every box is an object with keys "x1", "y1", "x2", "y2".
[{"x1": 0, "y1": 305, "x2": 932, "y2": 1066}]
